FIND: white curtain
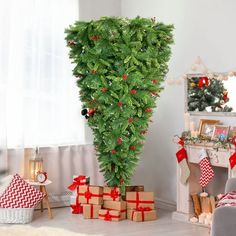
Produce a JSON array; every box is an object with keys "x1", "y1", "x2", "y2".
[{"x1": 0, "y1": 0, "x2": 84, "y2": 150}]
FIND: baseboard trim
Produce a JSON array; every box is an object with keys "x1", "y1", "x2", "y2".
[
  {"x1": 156, "y1": 197, "x2": 176, "y2": 212},
  {"x1": 39, "y1": 194, "x2": 177, "y2": 212}
]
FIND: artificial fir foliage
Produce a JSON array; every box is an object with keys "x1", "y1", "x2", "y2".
[
  {"x1": 187, "y1": 77, "x2": 232, "y2": 112},
  {"x1": 65, "y1": 17, "x2": 174, "y2": 188}
]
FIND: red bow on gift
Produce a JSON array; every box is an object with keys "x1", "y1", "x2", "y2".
[
  {"x1": 99, "y1": 210, "x2": 120, "y2": 221},
  {"x1": 68, "y1": 176, "x2": 86, "y2": 191},
  {"x1": 70, "y1": 203, "x2": 83, "y2": 214},
  {"x1": 111, "y1": 188, "x2": 119, "y2": 201},
  {"x1": 198, "y1": 76, "x2": 209, "y2": 88},
  {"x1": 132, "y1": 207, "x2": 152, "y2": 221}
]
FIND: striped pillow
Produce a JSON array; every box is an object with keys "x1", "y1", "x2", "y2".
[{"x1": 0, "y1": 174, "x2": 45, "y2": 208}]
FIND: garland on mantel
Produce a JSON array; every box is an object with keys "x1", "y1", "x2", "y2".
[{"x1": 180, "y1": 131, "x2": 235, "y2": 151}]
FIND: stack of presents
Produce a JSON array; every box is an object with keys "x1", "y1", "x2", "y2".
[{"x1": 68, "y1": 175, "x2": 157, "y2": 222}]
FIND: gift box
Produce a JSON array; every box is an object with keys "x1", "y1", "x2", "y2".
[
  {"x1": 103, "y1": 200, "x2": 126, "y2": 211},
  {"x1": 125, "y1": 185, "x2": 144, "y2": 193},
  {"x1": 70, "y1": 195, "x2": 83, "y2": 214},
  {"x1": 126, "y1": 192, "x2": 155, "y2": 209},
  {"x1": 103, "y1": 187, "x2": 121, "y2": 201},
  {"x1": 127, "y1": 208, "x2": 157, "y2": 222},
  {"x1": 68, "y1": 175, "x2": 90, "y2": 196},
  {"x1": 78, "y1": 185, "x2": 103, "y2": 205},
  {"x1": 83, "y1": 204, "x2": 102, "y2": 219},
  {"x1": 103, "y1": 200, "x2": 127, "y2": 218},
  {"x1": 98, "y1": 209, "x2": 126, "y2": 222}
]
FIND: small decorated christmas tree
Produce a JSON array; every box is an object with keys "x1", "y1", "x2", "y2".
[
  {"x1": 188, "y1": 76, "x2": 232, "y2": 112},
  {"x1": 65, "y1": 17, "x2": 173, "y2": 188}
]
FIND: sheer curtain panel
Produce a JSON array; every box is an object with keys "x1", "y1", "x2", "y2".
[{"x1": 0, "y1": 0, "x2": 84, "y2": 149}]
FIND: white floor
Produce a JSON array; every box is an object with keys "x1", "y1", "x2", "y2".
[{"x1": 29, "y1": 207, "x2": 210, "y2": 236}]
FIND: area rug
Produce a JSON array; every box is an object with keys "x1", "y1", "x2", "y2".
[{"x1": 0, "y1": 225, "x2": 101, "y2": 236}]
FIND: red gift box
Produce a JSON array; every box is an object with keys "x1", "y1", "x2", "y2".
[{"x1": 78, "y1": 185, "x2": 103, "y2": 205}]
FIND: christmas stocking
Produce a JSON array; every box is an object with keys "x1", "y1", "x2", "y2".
[
  {"x1": 176, "y1": 147, "x2": 190, "y2": 184},
  {"x1": 199, "y1": 149, "x2": 214, "y2": 188}
]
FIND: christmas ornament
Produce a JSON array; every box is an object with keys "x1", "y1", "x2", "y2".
[
  {"x1": 199, "y1": 149, "x2": 214, "y2": 188},
  {"x1": 130, "y1": 89, "x2": 137, "y2": 95},
  {"x1": 101, "y1": 88, "x2": 107, "y2": 92},
  {"x1": 128, "y1": 118, "x2": 134, "y2": 123},
  {"x1": 122, "y1": 74, "x2": 127, "y2": 80},
  {"x1": 117, "y1": 102, "x2": 123, "y2": 107},
  {"x1": 198, "y1": 77, "x2": 209, "y2": 88},
  {"x1": 175, "y1": 137, "x2": 190, "y2": 184}
]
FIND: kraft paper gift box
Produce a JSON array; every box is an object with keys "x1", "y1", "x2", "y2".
[
  {"x1": 127, "y1": 208, "x2": 157, "y2": 222},
  {"x1": 83, "y1": 204, "x2": 102, "y2": 219},
  {"x1": 103, "y1": 200, "x2": 127, "y2": 218},
  {"x1": 68, "y1": 175, "x2": 90, "y2": 196},
  {"x1": 125, "y1": 185, "x2": 144, "y2": 193},
  {"x1": 70, "y1": 195, "x2": 83, "y2": 214},
  {"x1": 103, "y1": 200, "x2": 126, "y2": 211},
  {"x1": 78, "y1": 185, "x2": 103, "y2": 205},
  {"x1": 126, "y1": 192, "x2": 155, "y2": 209},
  {"x1": 103, "y1": 187, "x2": 121, "y2": 201},
  {"x1": 98, "y1": 209, "x2": 126, "y2": 222}
]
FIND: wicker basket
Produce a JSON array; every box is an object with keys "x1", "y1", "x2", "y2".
[{"x1": 0, "y1": 208, "x2": 34, "y2": 224}]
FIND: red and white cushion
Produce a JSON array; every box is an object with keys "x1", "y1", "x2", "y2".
[
  {"x1": 0, "y1": 174, "x2": 45, "y2": 208},
  {"x1": 217, "y1": 191, "x2": 236, "y2": 208}
]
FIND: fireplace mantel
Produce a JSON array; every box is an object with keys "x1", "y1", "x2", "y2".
[{"x1": 172, "y1": 143, "x2": 234, "y2": 222}]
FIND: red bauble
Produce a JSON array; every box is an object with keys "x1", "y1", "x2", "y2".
[
  {"x1": 151, "y1": 79, "x2": 158, "y2": 84},
  {"x1": 128, "y1": 118, "x2": 134, "y2": 123},
  {"x1": 111, "y1": 149, "x2": 116, "y2": 154},
  {"x1": 130, "y1": 146, "x2": 136, "y2": 151},
  {"x1": 101, "y1": 88, "x2": 107, "y2": 92},
  {"x1": 122, "y1": 74, "x2": 127, "y2": 80},
  {"x1": 145, "y1": 108, "x2": 152, "y2": 113},
  {"x1": 117, "y1": 137, "x2": 122, "y2": 144},
  {"x1": 90, "y1": 35, "x2": 99, "y2": 41},
  {"x1": 118, "y1": 102, "x2": 123, "y2": 107},
  {"x1": 130, "y1": 89, "x2": 137, "y2": 94}
]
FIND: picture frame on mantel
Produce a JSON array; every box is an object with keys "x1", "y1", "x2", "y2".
[
  {"x1": 184, "y1": 73, "x2": 236, "y2": 117},
  {"x1": 198, "y1": 119, "x2": 220, "y2": 138},
  {"x1": 212, "y1": 125, "x2": 230, "y2": 142}
]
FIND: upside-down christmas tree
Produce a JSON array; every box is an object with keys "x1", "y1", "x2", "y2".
[{"x1": 65, "y1": 17, "x2": 173, "y2": 188}]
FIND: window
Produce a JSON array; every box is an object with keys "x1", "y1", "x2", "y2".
[{"x1": 0, "y1": 0, "x2": 84, "y2": 147}]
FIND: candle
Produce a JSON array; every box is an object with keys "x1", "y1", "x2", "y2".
[
  {"x1": 190, "y1": 121, "x2": 195, "y2": 132},
  {"x1": 184, "y1": 113, "x2": 190, "y2": 131}
]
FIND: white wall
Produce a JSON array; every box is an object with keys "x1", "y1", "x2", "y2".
[
  {"x1": 78, "y1": 0, "x2": 236, "y2": 205},
  {"x1": 121, "y1": 0, "x2": 236, "y2": 204},
  {"x1": 79, "y1": 0, "x2": 121, "y2": 21}
]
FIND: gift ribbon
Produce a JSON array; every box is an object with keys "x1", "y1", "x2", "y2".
[
  {"x1": 68, "y1": 176, "x2": 87, "y2": 191},
  {"x1": 103, "y1": 187, "x2": 120, "y2": 201},
  {"x1": 198, "y1": 76, "x2": 209, "y2": 88},
  {"x1": 78, "y1": 185, "x2": 103, "y2": 204},
  {"x1": 126, "y1": 192, "x2": 154, "y2": 209},
  {"x1": 99, "y1": 210, "x2": 120, "y2": 221},
  {"x1": 90, "y1": 204, "x2": 94, "y2": 218},
  {"x1": 131, "y1": 207, "x2": 152, "y2": 221},
  {"x1": 104, "y1": 208, "x2": 127, "y2": 213},
  {"x1": 70, "y1": 188, "x2": 83, "y2": 214}
]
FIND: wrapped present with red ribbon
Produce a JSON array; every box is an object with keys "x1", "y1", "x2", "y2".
[
  {"x1": 126, "y1": 192, "x2": 155, "y2": 209},
  {"x1": 98, "y1": 209, "x2": 125, "y2": 222},
  {"x1": 103, "y1": 200, "x2": 127, "y2": 218},
  {"x1": 70, "y1": 195, "x2": 83, "y2": 214},
  {"x1": 83, "y1": 204, "x2": 102, "y2": 219},
  {"x1": 103, "y1": 187, "x2": 121, "y2": 201},
  {"x1": 127, "y1": 207, "x2": 157, "y2": 222},
  {"x1": 78, "y1": 185, "x2": 103, "y2": 205},
  {"x1": 68, "y1": 175, "x2": 90, "y2": 195},
  {"x1": 125, "y1": 185, "x2": 144, "y2": 194}
]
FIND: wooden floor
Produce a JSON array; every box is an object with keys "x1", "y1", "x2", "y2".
[{"x1": 30, "y1": 207, "x2": 209, "y2": 236}]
